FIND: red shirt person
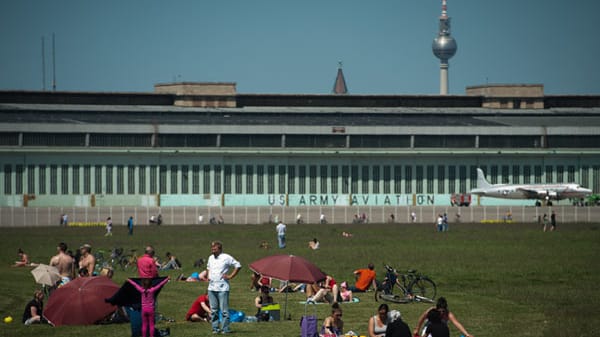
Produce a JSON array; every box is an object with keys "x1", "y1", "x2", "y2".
[
  {"x1": 185, "y1": 294, "x2": 211, "y2": 321},
  {"x1": 137, "y1": 246, "x2": 159, "y2": 279}
]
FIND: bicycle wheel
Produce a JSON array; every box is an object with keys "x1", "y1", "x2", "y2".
[
  {"x1": 375, "y1": 291, "x2": 412, "y2": 304},
  {"x1": 408, "y1": 277, "x2": 436, "y2": 303}
]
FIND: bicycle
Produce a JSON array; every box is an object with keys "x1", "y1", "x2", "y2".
[
  {"x1": 375, "y1": 264, "x2": 437, "y2": 304},
  {"x1": 118, "y1": 249, "x2": 138, "y2": 271}
]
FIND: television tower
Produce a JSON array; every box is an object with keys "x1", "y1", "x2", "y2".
[{"x1": 432, "y1": 0, "x2": 457, "y2": 95}]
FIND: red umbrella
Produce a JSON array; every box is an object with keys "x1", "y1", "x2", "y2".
[
  {"x1": 249, "y1": 254, "x2": 326, "y2": 283},
  {"x1": 249, "y1": 255, "x2": 326, "y2": 318},
  {"x1": 44, "y1": 276, "x2": 119, "y2": 326}
]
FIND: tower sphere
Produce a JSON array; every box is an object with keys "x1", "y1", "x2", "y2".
[{"x1": 432, "y1": 35, "x2": 457, "y2": 62}]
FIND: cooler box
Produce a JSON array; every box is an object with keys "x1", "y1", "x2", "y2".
[{"x1": 260, "y1": 303, "x2": 281, "y2": 321}]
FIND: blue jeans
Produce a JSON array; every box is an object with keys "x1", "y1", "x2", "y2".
[
  {"x1": 278, "y1": 235, "x2": 286, "y2": 248},
  {"x1": 208, "y1": 290, "x2": 230, "y2": 332}
]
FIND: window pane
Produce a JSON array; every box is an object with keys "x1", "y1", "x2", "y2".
[
  {"x1": 246, "y1": 165, "x2": 254, "y2": 194},
  {"x1": 117, "y1": 165, "x2": 124, "y2": 195},
  {"x1": 320, "y1": 165, "x2": 327, "y2": 194},
  {"x1": 105, "y1": 165, "x2": 113, "y2": 194},
  {"x1": 224, "y1": 165, "x2": 232, "y2": 194},
  {"x1": 61, "y1": 165, "x2": 69, "y2": 194},
  {"x1": 73, "y1": 165, "x2": 80, "y2": 194},
  {"x1": 83, "y1": 165, "x2": 92, "y2": 194}
]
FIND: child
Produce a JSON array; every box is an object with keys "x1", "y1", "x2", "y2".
[
  {"x1": 105, "y1": 217, "x2": 113, "y2": 236},
  {"x1": 127, "y1": 277, "x2": 170, "y2": 337}
]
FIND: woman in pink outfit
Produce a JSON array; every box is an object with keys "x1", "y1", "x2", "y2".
[{"x1": 127, "y1": 277, "x2": 170, "y2": 337}]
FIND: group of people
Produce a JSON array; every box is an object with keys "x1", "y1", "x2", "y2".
[
  {"x1": 361, "y1": 298, "x2": 473, "y2": 337},
  {"x1": 19, "y1": 242, "x2": 98, "y2": 326},
  {"x1": 435, "y1": 213, "x2": 449, "y2": 232},
  {"x1": 542, "y1": 210, "x2": 557, "y2": 232},
  {"x1": 17, "y1": 239, "x2": 475, "y2": 337}
]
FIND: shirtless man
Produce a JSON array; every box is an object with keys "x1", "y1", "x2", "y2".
[
  {"x1": 78, "y1": 244, "x2": 96, "y2": 276},
  {"x1": 50, "y1": 242, "x2": 74, "y2": 286}
]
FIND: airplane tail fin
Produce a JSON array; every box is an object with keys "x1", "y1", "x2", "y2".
[{"x1": 476, "y1": 168, "x2": 493, "y2": 189}]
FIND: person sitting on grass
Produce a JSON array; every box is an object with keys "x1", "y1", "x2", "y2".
[
  {"x1": 250, "y1": 272, "x2": 271, "y2": 291},
  {"x1": 321, "y1": 303, "x2": 344, "y2": 337},
  {"x1": 160, "y1": 252, "x2": 181, "y2": 271},
  {"x1": 338, "y1": 281, "x2": 353, "y2": 302},
  {"x1": 413, "y1": 297, "x2": 474, "y2": 337},
  {"x1": 308, "y1": 238, "x2": 320, "y2": 250},
  {"x1": 185, "y1": 292, "x2": 211, "y2": 322},
  {"x1": 368, "y1": 303, "x2": 389, "y2": 337},
  {"x1": 349, "y1": 263, "x2": 377, "y2": 292},
  {"x1": 22, "y1": 290, "x2": 46, "y2": 325},
  {"x1": 306, "y1": 275, "x2": 339, "y2": 304},
  {"x1": 385, "y1": 310, "x2": 412, "y2": 337},
  {"x1": 255, "y1": 286, "x2": 274, "y2": 321},
  {"x1": 13, "y1": 248, "x2": 29, "y2": 267}
]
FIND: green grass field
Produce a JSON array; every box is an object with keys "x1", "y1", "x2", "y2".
[{"x1": 1, "y1": 221, "x2": 599, "y2": 337}]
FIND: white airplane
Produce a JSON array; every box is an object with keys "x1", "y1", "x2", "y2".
[{"x1": 470, "y1": 168, "x2": 592, "y2": 205}]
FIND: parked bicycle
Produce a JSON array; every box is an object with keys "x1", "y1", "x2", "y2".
[
  {"x1": 117, "y1": 249, "x2": 138, "y2": 271},
  {"x1": 375, "y1": 264, "x2": 437, "y2": 304}
]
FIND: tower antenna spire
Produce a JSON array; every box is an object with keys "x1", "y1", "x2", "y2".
[
  {"x1": 432, "y1": 0, "x2": 457, "y2": 95},
  {"x1": 52, "y1": 33, "x2": 56, "y2": 91}
]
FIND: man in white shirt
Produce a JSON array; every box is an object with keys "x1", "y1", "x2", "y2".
[
  {"x1": 205, "y1": 241, "x2": 241, "y2": 334},
  {"x1": 276, "y1": 221, "x2": 287, "y2": 248}
]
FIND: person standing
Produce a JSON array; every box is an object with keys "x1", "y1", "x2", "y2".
[
  {"x1": 550, "y1": 210, "x2": 557, "y2": 231},
  {"x1": 542, "y1": 213, "x2": 549, "y2": 232},
  {"x1": 276, "y1": 220, "x2": 287, "y2": 248},
  {"x1": 105, "y1": 217, "x2": 113, "y2": 236},
  {"x1": 128, "y1": 216, "x2": 134, "y2": 235},
  {"x1": 137, "y1": 246, "x2": 159, "y2": 279},
  {"x1": 78, "y1": 244, "x2": 96, "y2": 276},
  {"x1": 205, "y1": 241, "x2": 241, "y2": 334},
  {"x1": 49, "y1": 242, "x2": 74, "y2": 286},
  {"x1": 127, "y1": 277, "x2": 170, "y2": 337}
]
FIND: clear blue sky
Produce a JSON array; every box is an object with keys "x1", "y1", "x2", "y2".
[{"x1": 1, "y1": 0, "x2": 599, "y2": 95}]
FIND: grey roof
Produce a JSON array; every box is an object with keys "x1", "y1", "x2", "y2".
[{"x1": 3, "y1": 103, "x2": 600, "y2": 128}]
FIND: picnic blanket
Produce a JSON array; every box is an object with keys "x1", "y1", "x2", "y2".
[{"x1": 298, "y1": 297, "x2": 360, "y2": 304}]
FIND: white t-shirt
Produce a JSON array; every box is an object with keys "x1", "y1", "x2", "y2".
[
  {"x1": 276, "y1": 222, "x2": 286, "y2": 236},
  {"x1": 207, "y1": 252, "x2": 241, "y2": 292}
]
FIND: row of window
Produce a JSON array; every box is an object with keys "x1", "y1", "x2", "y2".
[
  {"x1": 1, "y1": 133, "x2": 599, "y2": 148},
  {"x1": 3, "y1": 164, "x2": 598, "y2": 196}
]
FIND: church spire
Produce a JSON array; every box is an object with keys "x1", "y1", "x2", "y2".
[{"x1": 332, "y1": 61, "x2": 348, "y2": 94}]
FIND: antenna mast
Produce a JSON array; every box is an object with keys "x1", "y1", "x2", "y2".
[
  {"x1": 52, "y1": 33, "x2": 56, "y2": 91},
  {"x1": 432, "y1": 0, "x2": 457, "y2": 95},
  {"x1": 41, "y1": 37, "x2": 46, "y2": 91}
]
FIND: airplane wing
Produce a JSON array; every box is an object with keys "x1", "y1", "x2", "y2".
[{"x1": 515, "y1": 188, "x2": 559, "y2": 200}]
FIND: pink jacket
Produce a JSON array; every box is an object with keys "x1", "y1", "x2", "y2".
[{"x1": 127, "y1": 278, "x2": 169, "y2": 310}]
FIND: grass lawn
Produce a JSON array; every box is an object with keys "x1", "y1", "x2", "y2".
[{"x1": 1, "y1": 221, "x2": 599, "y2": 337}]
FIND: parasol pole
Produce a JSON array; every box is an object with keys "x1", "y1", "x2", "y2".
[{"x1": 284, "y1": 287, "x2": 288, "y2": 319}]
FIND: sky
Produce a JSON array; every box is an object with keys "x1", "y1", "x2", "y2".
[{"x1": 1, "y1": 0, "x2": 599, "y2": 95}]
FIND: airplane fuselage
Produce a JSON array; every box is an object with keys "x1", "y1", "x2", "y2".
[
  {"x1": 471, "y1": 183, "x2": 590, "y2": 200},
  {"x1": 469, "y1": 168, "x2": 592, "y2": 201}
]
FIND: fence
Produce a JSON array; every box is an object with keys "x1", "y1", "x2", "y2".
[{"x1": 1, "y1": 205, "x2": 598, "y2": 227}]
